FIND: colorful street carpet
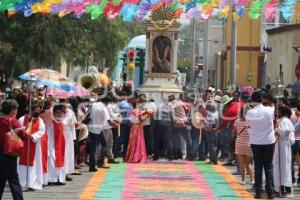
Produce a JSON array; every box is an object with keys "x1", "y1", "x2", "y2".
[{"x1": 79, "y1": 161, "x2": 254, "y2": 200}]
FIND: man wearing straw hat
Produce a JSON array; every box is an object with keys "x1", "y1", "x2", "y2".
[{"x1": 213, "y1": 94, "x2": 244, "y2": 163}]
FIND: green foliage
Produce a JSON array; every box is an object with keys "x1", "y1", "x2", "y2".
[{"x1": 0, "y1": 13, "x2": 143, "y2": 78}]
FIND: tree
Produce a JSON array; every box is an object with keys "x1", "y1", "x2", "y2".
[{"x1": 0, "y1": 12, "x2": 144, "y2": 82}]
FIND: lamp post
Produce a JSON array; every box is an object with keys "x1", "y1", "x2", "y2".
[
  {"x1": 271, "y1": 76, "x2": 284, "y2": 197},
  {"x1": 25, "y1": 74, "x2": 37, "y2": 191}
]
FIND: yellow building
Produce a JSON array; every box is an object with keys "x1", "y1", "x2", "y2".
[
  {"x1": 219, "y1": 11, "x2": 264, "y2": 89},
  {"x1": 294, "y1": 2, "x2": 300, "y2": 23}
]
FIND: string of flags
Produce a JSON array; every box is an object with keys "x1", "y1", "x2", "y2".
[{"x1": 0, "y1": 0, "x2": 298, "y2": 22}]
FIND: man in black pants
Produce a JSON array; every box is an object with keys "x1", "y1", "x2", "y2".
[
  {"x1": 246, "y1": 91, "x2": 276, "y2": 199},
  {"x1": 138, "y1": 94, "x2": 155, "y2": 157},
  {"x1": 153, "y1": 100, "x2": 173, "y2": 160},
  {"x1": 88, "y1": 97, "x2": 114, "y2": 171}
]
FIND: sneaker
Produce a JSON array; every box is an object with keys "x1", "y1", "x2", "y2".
[
  {"x1": 66, "y1": 176, "x2": 73, "y2": 181},
  {"x1": 239, "y1": 180, "x2": 247, "y2": 185},
  {"x1": 247, "y1": 180, "x2": 255, "y2": 185}
]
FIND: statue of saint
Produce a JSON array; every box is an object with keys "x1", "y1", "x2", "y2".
[{"x1": 152, "y1": 36, "x2": 171, "y2": 73}]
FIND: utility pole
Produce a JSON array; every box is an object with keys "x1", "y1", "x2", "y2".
[
  {"x1": 230, "y1": 12, "x2": 237, "y2": 89},
  {"x1": 190, "y1": 18, "x2": 196, "y2": 88},
  {"x1": 203, "y1": 20, "x2": 209, "y2": 89}
]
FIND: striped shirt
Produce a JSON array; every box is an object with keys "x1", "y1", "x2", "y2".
[
  {"x1": 294, "y1": 122, "x2": 300, "y2": 141},
  {"x1": 234, "y1": 119, "x2": 252, "y2": 157}
]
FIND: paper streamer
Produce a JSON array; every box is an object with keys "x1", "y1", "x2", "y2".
[
  {"x1": 280, "y1": 0, "x2": 297, "y2": 21},
  {"x1": 249, "y1": 0, "x2": 268, "y2": 19},
  {"x1": 264, "y1": 0, "x2": 277, "y2": 22}
]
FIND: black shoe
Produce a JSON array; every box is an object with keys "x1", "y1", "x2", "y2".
[
  {"x1": 48, "y1": 182, "x2": 55, "y2": 186},
  {"x1": 212, "y1": 162, "x2": 218, "y2": 165},
  {"x1": 224, "y1": 162, "x2": 233, "y2": 166},
  {"x1": 98, "y1": 165, "x2": 110, "y2": 169},
  {"x1": 71, "y1": 171, "x2": 82, "y2": 175},
  {"x1": 108, "y1": 159, "x2": 120, "y2": 164},
  {"x1": 153, "y1": 156, "x2": 159, "y2": 161},
  {"x1": 267, "y1": 193, "x2": 274, "y2": 199},
  {"x1": 66, "y1": 176, "x2": 73, "y2": 181},
  {"x1": 89, "y1": 168, "x2": 97, "y2": 172},
  {"x1": 254, "y1": 193, "x2": 262, "y2": 199},
  {"x1": 27, "y1": 188, "x2": 35, "y2": 191},
  {"x1": 54, "y1": 182, "x2": 66, "y2": 186}
]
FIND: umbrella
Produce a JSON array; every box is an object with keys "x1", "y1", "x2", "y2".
[{"x1": 19, "y1": 69, "x2": 89, "y2": 98}]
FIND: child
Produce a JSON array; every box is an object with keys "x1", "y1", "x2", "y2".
[{"x1": 47, "y1": 105, "x2": 67, "y2": 185}]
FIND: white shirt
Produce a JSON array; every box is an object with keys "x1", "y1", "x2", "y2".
[
  {"x1": 246, "y1": 104, "x2": 276, "y2": 145},
  {"x1": 63, "y1": 108, "x2": 77, "y2": 140},
  {"x1": 138, "y1": 102, "x2": 156, "y2": 126},
  {"x1": 88, "y1": 102, "x2": 110, "y2": 134}
]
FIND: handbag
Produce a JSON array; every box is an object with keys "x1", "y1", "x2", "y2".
[{"x1": 3, "y1": 119, "x2": 24, "y2": 157}]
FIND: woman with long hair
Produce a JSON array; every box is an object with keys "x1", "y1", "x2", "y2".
[
  {"x1": 234, "y1": 107, "x2": 254, "y2": 185},
  {"x1": 0, "y1": 100, "x2": 32, "y2": 200}
]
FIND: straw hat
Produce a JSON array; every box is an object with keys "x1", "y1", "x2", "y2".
[
  {"x1": 220, "y1": 95, "x2": 233, "y2": 106},
  {"x1": 78, "y1": 125, "x2": 89, "y2": 142},
  {"x1": 192, "y1": 112, "x2": 205, "y2": 129}
]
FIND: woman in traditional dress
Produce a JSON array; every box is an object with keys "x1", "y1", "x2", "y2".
[{"x1": 124, "y1": 108, "x2": 151, "y2": 163}]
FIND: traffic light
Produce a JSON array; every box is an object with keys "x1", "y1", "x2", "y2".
[
  {"x1": 127, "y1": 48, "x2": 135, "y2": 71},
  {"x1": 135, "y1": 48, "x2": 145, "y2": 85}
]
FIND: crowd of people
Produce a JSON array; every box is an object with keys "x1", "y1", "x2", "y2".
[{"x1": 0, "y1": 84, "x2": 300, "y2": 200}]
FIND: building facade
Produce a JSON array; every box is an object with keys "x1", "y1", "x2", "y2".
[
  {"x1": 266, "y1": 24, "x2": 300, "y2": 86},
  {"x1": 220, "y1": 11, "x2": 264, "y2": 89}
]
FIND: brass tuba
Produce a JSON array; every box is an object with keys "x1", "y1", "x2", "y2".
[{"x1": 77, "y1": 66, "x2": 99, "y2": 92}]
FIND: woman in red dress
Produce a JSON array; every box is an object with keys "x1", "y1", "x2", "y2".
[{"x1": 125, "y1": 108, "x2": 151, "y2": 163}]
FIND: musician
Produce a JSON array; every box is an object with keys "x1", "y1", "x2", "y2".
[{"x1": 17, "y1": 103, "x2": 46, "y2": 191}]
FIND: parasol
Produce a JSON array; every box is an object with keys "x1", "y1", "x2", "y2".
[{"x1": 19, "y1": 69, "x2": 89, "y2": 98}]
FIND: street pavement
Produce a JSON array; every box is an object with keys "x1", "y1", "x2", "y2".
[{"x1": 2, "y1": 160, "x2": 300, "y2": 200}]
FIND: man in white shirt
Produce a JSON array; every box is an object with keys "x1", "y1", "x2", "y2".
[
  {"x1": 101, "y1": 94, "x2": 119, "y2": 164},
  {"x1": 246, "y1": 91, "x2": 276, "y2": 199},
  {"x1": 138, "y1": 94, "x2": 156, "y2": 157},
  {"x1": 88, "y1": 98, "x2": 111, "y2": 171}
]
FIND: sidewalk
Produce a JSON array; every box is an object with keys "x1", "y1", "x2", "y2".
[{"x1": 225, "y1": 164, "x2": 300, "y2": 200}]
